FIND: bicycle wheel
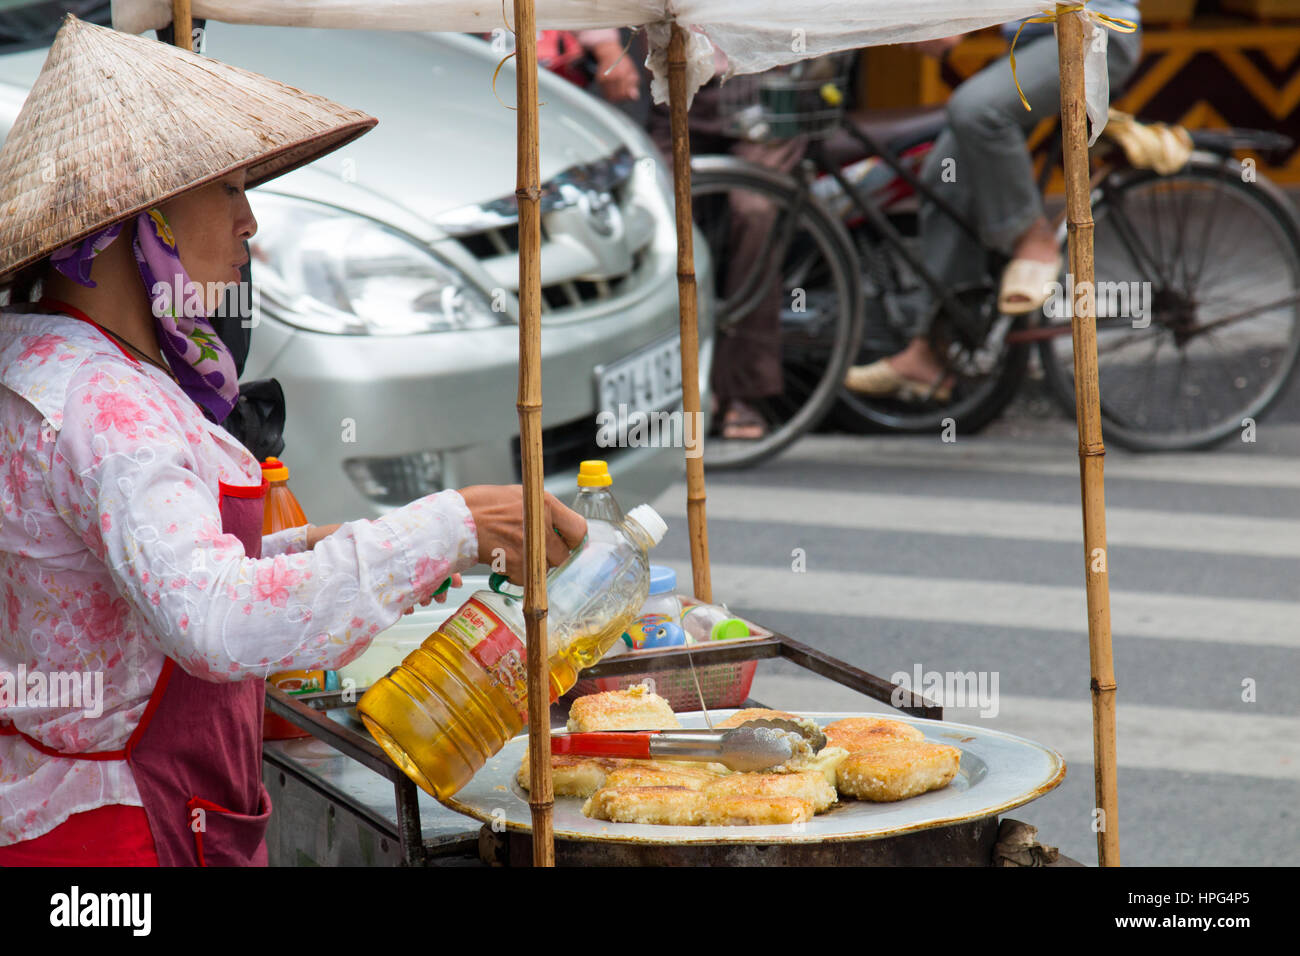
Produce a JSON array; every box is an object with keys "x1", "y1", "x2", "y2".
[
  {"x1": 1039, "y1": 155, "x2": 1300, "y2": 451},
  {"x1": 690, "y1": 155, "x2": 863, "y2": 469}
]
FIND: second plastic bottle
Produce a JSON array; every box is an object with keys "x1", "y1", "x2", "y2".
[{"x1": 357, "y1": 503, "x2": 666, "y2": 799}]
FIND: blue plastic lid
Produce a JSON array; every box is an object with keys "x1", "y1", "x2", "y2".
[{"x1": 648, "y1": 565, "x2": 676, "y2": 595}]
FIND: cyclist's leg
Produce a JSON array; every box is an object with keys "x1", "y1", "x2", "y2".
[
  {"x1": 712, "y1": 136, "x2": 808, "y2": 435},
  {"x1": 949, "y1": 25, "x2": 1143, "y2": 257},
  {"x1": 878, "y1": 128, "x2": 985, "y2": 384}
]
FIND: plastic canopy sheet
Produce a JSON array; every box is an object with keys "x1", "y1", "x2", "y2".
[{"x1": 110, "y1": 0, "x2": 1116, "y2": 140}]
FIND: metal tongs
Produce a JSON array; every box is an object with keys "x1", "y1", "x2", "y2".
[{"x1": 551, "y1": 718, "x2": 828, "y2": 773}]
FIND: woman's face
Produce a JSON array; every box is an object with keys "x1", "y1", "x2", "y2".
[{"x1": 157, "y1": 169, "x2": 257, "y2": 314}]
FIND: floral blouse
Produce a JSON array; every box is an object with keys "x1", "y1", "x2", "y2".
[{"x1": 0, "y1": 305, "x2": 479, "y2": 845}]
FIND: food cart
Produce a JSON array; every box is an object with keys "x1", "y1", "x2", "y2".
[{"x1": 114, "y1": 0, "x2": 1126, "y2": 867}]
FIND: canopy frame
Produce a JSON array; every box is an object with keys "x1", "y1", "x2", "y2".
[{"x1": 156, "y1": 0, "x2": 1120, "y2": 867}]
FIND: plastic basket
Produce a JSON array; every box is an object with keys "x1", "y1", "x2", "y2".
[
  {"x1": 716, "y1": 54, "x2": 854, "y2": 142},
  {"x1": 573, "y1": 658, "x2": 758, "y2": 711}
]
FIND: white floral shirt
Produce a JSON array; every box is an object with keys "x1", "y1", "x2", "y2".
[{"x1": 0, "y1": 305, "x2": 479, "y2": 845}]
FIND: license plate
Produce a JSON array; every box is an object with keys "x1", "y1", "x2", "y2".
[{"x1": 595, "y1": 337, "x2": 683, "y2": 421}]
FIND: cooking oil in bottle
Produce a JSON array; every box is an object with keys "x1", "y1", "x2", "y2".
[{"x1": 357, "y1": 503, "x2": 667, "y2": 800}]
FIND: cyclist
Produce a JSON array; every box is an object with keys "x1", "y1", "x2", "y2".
[{"x1": 844, "y1": 5, "x2": 1142, "y2": 402}]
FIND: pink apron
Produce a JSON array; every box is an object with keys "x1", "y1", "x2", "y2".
[{"x1": 2, "y1": 475, "x2": 273, "y2": 866}]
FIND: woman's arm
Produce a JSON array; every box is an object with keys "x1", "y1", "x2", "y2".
[
  {"x1": 262, "y1": 524, "x2": 311, "y2": 558},
  {"x1": 44, "y1": 362, "x2": 478, "y2": 683},
  {"x1": 262, "y1": 522, "x2": 341, "y2": 558}
]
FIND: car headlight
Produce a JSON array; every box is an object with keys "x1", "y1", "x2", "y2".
[{"x1": 248, "y1": 193, "x2": 506, "y2": 335}]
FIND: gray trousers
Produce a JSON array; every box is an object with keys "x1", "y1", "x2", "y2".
[{"x1": 916, "y1": 26, "x2": 1143, "y2": 328}]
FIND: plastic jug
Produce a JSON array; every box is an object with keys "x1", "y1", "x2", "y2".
[
  {"x1": 357, "y1": 503, "x2": 667, "y2": 799},
  {"x1": 572, "y1": 459, "x2": 624, "y2": 523}
]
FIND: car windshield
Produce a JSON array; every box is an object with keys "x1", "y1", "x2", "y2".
[{"x1": 0, "y1": 1, "x2": 112, "y2": 55}]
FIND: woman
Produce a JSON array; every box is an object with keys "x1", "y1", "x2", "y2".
[{"x1": 0, "y1": 16, "x2": 585, "y2": 866}]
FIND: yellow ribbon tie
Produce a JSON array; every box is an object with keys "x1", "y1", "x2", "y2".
[{"x1": 1009, "y1": 1, "x2": 1138, "y2": 111}]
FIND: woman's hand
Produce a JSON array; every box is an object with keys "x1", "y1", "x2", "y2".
[
  {"x1": 457, "y1": 484, "x2": 588, "y2": 585},
  {"x1": 305, "y1": 522, "x2": 342, "y2": 549},
  {"x1": 590, "y1": 39, "x2": 641, "y2": 102},
  {"x1": 404, "y1": 572, "x2": 462, "y2": 615}
]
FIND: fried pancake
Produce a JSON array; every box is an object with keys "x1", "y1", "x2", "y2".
[
  {"x1": 716, "y1": 708, "x2": 800, "y2": 728},
  {"x1": 516, "y1": 752, "x2": 624, "y2": 797},
  {"x1": 703, "y1": 796, "x2": 815, "y2": 826},
  {"x1": 702, "y1": 770, "x2": 837, "y2": 812},
  {"x1": 836, "y1": 741, "x2": 961, "y2": 802},
  {"x1": 788, "y1": 745, "x2": 850, "y2": 787},
  {"x1": 566, "y1": 684, "x2": 679, "y2": 732},
  {"x1": 519, "y1": 752, "x2": 731, "y2": 794},
  {"x1": 824, "y1": 717, "x2": 925, "y2": 752},
  {"x1": 582, "y1": 786, "x2": 707, "y2": 826},
  {"x1": 602, "y1": 765, "x2": 721, "y2": 790}
]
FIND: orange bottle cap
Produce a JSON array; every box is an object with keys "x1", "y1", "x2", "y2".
[{"x1": 261, "y1": 457, "x2": 289, "y2": 482}]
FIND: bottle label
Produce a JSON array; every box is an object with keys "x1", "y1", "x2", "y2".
[{"x1": 440, "y1": 596, "x2": 545, "y2": 723}]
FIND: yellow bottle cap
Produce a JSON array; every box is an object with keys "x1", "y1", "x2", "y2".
[
  {"x1": 261, "y1": 456, "x2": 290, "y2": 482},
  {"x1": 577, "y1": 460, "x2": 612, "y2": 487},
  {"x1": 820, "y1": 82, "x2": 842, "y2": 106}
]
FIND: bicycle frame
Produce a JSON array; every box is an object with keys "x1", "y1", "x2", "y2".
[{"x1": 808, "y1": 121, "x2": 999, "y2": 342}]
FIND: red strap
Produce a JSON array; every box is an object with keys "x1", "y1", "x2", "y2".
[
  {"x1": 186, "y1": 796, "x2": 239, "y2": 868},
  {"x1": 36, "y1": 296, "x2": 143, "y2": 367},
  {"x1": 0, "y1": 658, "x2": 176, "y2": 762}
]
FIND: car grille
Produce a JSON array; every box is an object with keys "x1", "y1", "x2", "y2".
[
  {"x1": 510, "y1": 414, "x2": 614, "y2": 480},
  {"x1": 435, "y1": 147, "x2": 655, "y2": 316}
]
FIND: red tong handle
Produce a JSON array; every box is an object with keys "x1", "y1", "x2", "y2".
[{"x1": 550, "y1": 731, "x2": 657, "y2": 759}]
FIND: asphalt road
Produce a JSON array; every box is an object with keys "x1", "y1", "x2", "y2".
[{"x1": 648, "y1": 375, "x2": 1300, "y2": 867}]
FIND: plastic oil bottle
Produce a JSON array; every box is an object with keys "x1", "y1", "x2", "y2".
[
  {"x1": 261, "y1": 457, "x2": 327, "y2": 740},
  {"x1": 572, "y1": 459, "x2": 624, "y2": 523},
  {"x1": 357, "y1": 503, "x2": 667, "y2": 799}
]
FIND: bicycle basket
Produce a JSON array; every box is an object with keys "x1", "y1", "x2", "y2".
[{"x1": 716, "y1": 54, "x2": 854, "y2": 142}]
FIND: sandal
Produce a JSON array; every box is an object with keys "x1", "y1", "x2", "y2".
[
  {"x1": 721, "y1": 399, "x2": 767, "y2": 440},
  {"x1": 998, "y1": 256, "x2": 1063, "y2": 316},
  {"x1": 843, "y1": 358, "x2": 952, "y2": 404}
]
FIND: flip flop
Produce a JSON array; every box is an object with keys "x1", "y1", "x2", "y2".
[
  {"x1": 998, "y1": 255, "x2": 1063, "y2": 316},
  {"x1": 721, "y1": 400, "x2": 767, "y2": 440},
  {"x1": 843, "y1": 358, "x2": 952, "y2": 404}
]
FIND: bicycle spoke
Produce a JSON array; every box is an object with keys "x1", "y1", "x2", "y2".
[
  {"x1": 1188, "y1": 162, "x2": 1231, "y2": 295},
  {"x1": 1104, "y1": 195, "x2": 1166, "y2": 286}
]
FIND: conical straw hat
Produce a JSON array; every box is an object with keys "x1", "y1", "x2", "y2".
[{"x1": 0, "y1": 14, "x2": 377, "y2": 280}]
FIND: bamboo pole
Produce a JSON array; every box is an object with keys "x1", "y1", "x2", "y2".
[
  {"x1": 1056, "y1": 9, "x2": 1120, "y2": 867},
  {"x1": 513, "y1": 0, "x2": 555, "y2": 867},
  {"x1": 170, "y1": 0, "x2": 192, "y2": 51},
  {"x1": 667, "y1": 23, "x2": 713, "y2": 604}
]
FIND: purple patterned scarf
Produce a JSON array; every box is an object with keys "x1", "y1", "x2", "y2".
[{"x1": 49, "y1": 208, "x2": 241, "y2": 424}]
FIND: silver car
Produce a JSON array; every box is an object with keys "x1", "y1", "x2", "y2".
[{"x1": 0, "y1": 16, "x2": 714, "y2": 520}]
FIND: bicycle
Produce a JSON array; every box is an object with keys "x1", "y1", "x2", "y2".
[{"x1": 694, "y1": 70, "x2": 1300, "y2": 468}]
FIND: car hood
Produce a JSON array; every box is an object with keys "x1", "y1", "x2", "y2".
[{"x1": 0, "y1": 25, "x2": 645, "y2": 224}]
